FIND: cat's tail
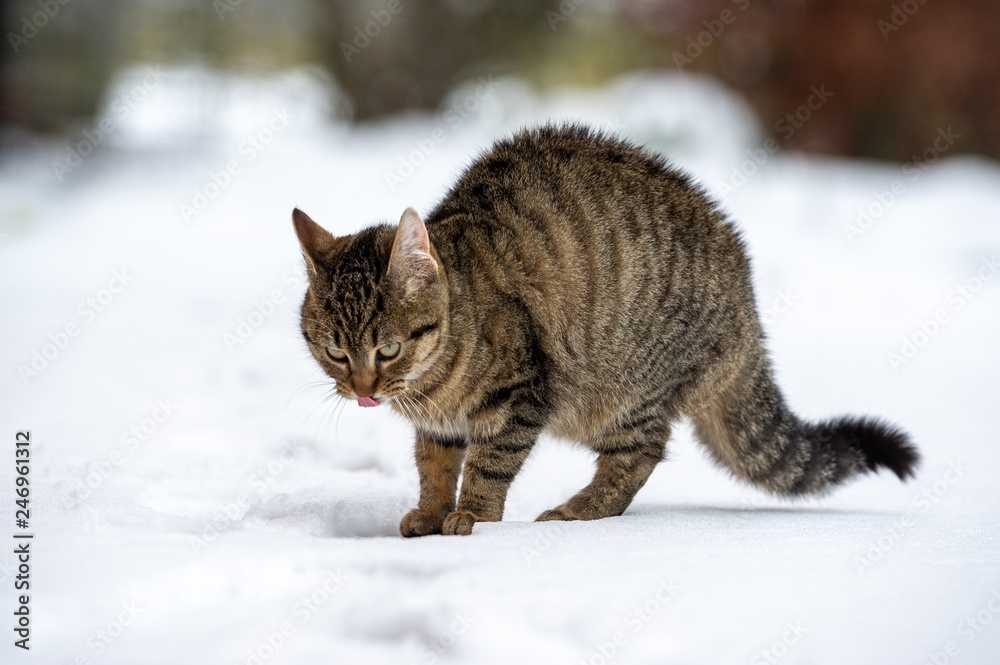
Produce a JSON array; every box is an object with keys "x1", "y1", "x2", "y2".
[{"x1": 689, "y1": 353, "x2": 919, "y2": 496}]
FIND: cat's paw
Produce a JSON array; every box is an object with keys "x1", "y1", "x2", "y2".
[
  {"x1": 400, "y1": 509, "x2": 446, "y2": 537},
  {"x1": 535, "y1": 507, "x2": 578, "y2": 522},
  {"x1": 441, "y1": 510, "x2": 479, "y2": 536}
]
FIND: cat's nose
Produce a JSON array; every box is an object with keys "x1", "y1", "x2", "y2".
[{"x1": 352, "y1": 374, "x2": 378, "y2": 397}]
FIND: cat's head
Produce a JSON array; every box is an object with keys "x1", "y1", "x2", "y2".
[{"x1": 292, "y1": 207, "x2": 449, "y2": 407}]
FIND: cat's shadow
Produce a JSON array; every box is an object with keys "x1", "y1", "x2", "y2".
[
  {"x1": 452, "y1": 502, "x2": 903, "y2": 539},
  {"x1": 623, "y1": 502, "x2": 897, "y2": 518},
  {"x1": 265, "y1": 499, "x2": 900, "y2": 540}
]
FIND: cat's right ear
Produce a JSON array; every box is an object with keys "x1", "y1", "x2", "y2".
[
  {"x1": 389, "y1": 208, "x2": 439, "y2": 298},
  {"x1": 292, "y1": 208, "x2": 336, "y2": 277}
]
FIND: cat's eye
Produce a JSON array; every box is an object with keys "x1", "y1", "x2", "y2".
[
  {"x1": 326, "y1": 348, "x2": 348, "y2": 362},
  {"x1": 377, "y1": 342, "x2": 401, "y2": 359}
]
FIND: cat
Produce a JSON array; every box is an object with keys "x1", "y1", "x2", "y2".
[{"x1": 292, "y1": 125, "x2": 919, "y2": 537}]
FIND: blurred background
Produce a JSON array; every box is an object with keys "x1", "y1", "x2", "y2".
[
  {"x1": 3, "y1": 4, "x2": 1000, "y2": 664},
  {"x1": 2, "y1": 0, "x2": 998, "y2": 160}
]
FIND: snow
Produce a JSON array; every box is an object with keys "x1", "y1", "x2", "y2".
[{"x1": 2, "y1": 67, "x2": 999, "y2": 665}]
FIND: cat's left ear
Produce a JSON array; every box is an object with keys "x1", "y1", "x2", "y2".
[
  {"x1": 389, "y1": 208, "x2": 439, "y2": 295},
  {"x1": 292, "y1": 208, "x2": 336, "y2": 276}
]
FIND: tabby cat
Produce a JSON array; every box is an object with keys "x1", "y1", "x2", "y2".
[{"x1": 292, "y1": 125, "x2": 918, "y2": 537}]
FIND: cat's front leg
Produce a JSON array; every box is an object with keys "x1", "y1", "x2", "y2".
[
  {"x1": 400, "y1": 432, "x2": 466, "y2": 537},
  {"x1": 442, "y1": 423, "x2": 540, "y2": 535}
]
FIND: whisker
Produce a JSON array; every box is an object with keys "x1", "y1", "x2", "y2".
[
  {"x1": 400, "y1": 394, "x2": 429, "y2": 425},
  {"x1": 396, "y1": 396, "x2": 417, "y2": 425},
  {"x1": 318, "y1": 391, "x2": 344, "y2": 445},
  {"x1": 400, "y1": 394, "x2": 424, "y2": 424},
  {"x1": 416, "y1": 379, "x2": 448, "y2": 387},
  {"x1": 410, "y1": 387, "x2": 448, "y2": 420},
  {"x1": 404, "y1": 393, "x2": 464, "y2": 440},
  {"x1": 290, "y1": 384, "x2": 337, "y2": 440},
  {"x1": 330, "y1": 398, "x2": 348, "y2": 443},
  {"x1": 276, "y1": 380, "x2": 331, "y2": 427},
  {"x1": 301, "y1": 317, "x2": 339, "y2": 339}
]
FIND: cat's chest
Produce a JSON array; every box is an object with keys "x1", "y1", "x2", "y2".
[
  {"x1": 389, "y1": 397, "x2": 511, "y2": 442},
  {"x1": 390, "y1": 397, "x2": 468, "y2": 438},
  {"x1": 411, "y1": 410, "x2": 471, "y2": 440}
]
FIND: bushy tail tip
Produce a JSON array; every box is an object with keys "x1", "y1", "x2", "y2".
[{"x1": 812, "y1": 415, "x2": 920, "y2": 483}]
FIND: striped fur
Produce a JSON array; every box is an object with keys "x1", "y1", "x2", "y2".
[{"x1": 293, "y1": 125, "x2": 919, "y2": 537}]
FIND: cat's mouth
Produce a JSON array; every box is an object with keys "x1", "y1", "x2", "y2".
[{"x1": 357, "y1": 395, "x2": 381, "y2": 408}]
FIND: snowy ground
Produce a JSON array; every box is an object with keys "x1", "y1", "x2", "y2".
[{"x1": 2, "y1": 68, "x2": 999, "y2": 665}]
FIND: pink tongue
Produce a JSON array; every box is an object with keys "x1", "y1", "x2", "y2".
[{"x1": 358, "y1": 395, "x2": 381, "y2": 408}]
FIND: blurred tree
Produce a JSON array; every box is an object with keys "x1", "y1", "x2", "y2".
[
  {"x1": 0, "y1": 0, "x2": 320, "y2": 133},
  {"x1": 2, "y1": 0, "x2": 127, "y2": 131},
  {"x1": 2, "y1": 0, "x2": 998, "y2": 162},
  {"x1": 629, "y1": 0, "x2": 1000, "y2": 160},
  {"x1": 314, "y1": 0, "x2": 563, "y2": 120}
]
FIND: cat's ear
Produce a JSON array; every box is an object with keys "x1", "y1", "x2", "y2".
[
  {"x1": 388, "y1": 208, "x2": 438, "y2": 295},
  {"x1": 292, "y1": 208, "x2": 335, "y2": 276}
]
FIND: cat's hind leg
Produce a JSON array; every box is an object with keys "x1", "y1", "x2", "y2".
[{"x1": 536, "y1": 423, "x2": 668, "y2": 522}]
